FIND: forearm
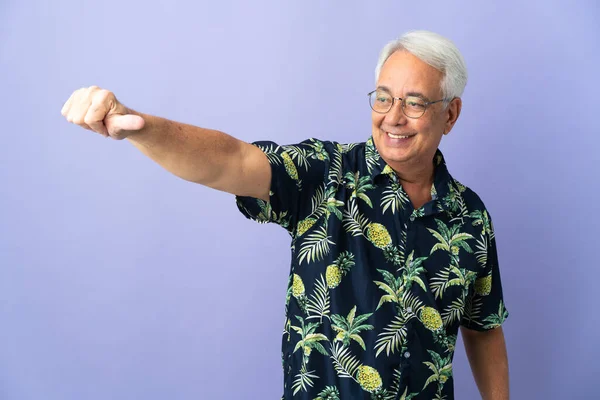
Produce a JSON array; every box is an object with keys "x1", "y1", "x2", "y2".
[
  {"x1": 461, "y1": 326, "x2": 509, "y2": 400},
  {"x1": 125, "y1": 109, "x2": 245, "y2": 186},
  {"x1": 61, "y1": 86, "x2": 270, "y2": 198}
]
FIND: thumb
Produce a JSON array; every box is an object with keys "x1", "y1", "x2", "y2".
[{"x1": 105, "y1": 114, "x2": 145, "y2": 134}]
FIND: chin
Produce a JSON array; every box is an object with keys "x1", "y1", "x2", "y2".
[{"x1": 383, "y1": 149, "x2": 413, "y2": 164}]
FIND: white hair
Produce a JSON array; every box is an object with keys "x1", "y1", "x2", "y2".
[{"x1": 374, "y1": 30, "x2": 468, "y2": 104}]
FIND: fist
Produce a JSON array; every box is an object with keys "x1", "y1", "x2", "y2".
[{"x1": 61, "y1": 86, "x2": 145, "y2": 139}]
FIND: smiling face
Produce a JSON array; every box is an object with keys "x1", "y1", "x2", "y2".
[{"x1": 371, "y1": 50, "x2": 461, "y2": 175}]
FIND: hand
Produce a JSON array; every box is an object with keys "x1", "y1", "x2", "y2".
[{"x1": 61, "y1": 86, "x2": 145, "y2": 139}]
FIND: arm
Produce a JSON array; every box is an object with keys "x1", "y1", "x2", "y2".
[
  {"x1": 61, "y1": 86, "x2": 271, "y2": 201},
  {"x1": 460, "y1": 326, "x2": 509, "y2": 400}
]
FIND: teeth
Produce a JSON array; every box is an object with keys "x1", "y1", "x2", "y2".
[{"x1": 387, "y1": 132, "x2": 409, "y2": 139}]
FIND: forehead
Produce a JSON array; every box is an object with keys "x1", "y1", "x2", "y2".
[{"x1": 377, "y1": 50, "x2": 443, "y2": 97}]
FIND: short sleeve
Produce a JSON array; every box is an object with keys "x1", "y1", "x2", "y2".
[
  {"x1": 461, "y1": 213, "x2": 509, "y2": 331},
  {"x1": 235, "y1": 138, "x2": 334, "y2": 235}
]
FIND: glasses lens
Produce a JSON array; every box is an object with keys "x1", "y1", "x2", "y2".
[
  {"x1": 403, "y1": 96, "x2": 427, "y2": 118},
  {"x1": 369, "y1": 91, "x2": 392, "y2": 113}
]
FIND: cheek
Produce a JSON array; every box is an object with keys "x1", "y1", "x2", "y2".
[
  {"x1": 414, "y1": 118, "x2": 440, "y2": 135},
  {"x1": 420, "y1": 113, "x2": 446, "y2": 132},
  {"x1": 371, "y1": 112, "x2": 383, "y2": 127}
]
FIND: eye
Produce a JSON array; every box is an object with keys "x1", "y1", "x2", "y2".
[
  {"x1": 405, "y1": 97, "x2": 426, "y2": 109},
  {"x1": 369, "y1": 91, "x2": 394, "y2": 112}
]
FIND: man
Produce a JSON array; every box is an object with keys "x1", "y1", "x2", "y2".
[{"x1": 61, "y1": 30, "x2": 509, "y2": 399}]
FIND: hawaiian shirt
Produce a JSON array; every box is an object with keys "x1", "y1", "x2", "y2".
[{"x1": 235, "y1": 136, "x2": 509, "y2": 400}]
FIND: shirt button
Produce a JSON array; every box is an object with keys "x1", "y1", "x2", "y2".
[
  {"x1": 409, "y1": 215, "x2": 415, "y2": 222},
  {"x1": 406, "y1": 307, "x2": 413, "y2": 313},
  {"x1": 404, "y1": 351, "x2": 411, "y2": 358}
]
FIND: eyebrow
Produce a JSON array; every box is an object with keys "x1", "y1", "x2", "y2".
[
  {"x1": 376, "y1": 86, "x2": 430, "y2": 101},
  {"x1": 406, "y1": 91, "x2": 429, "y2": 101}
]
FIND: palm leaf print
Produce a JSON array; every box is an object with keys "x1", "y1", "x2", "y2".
[
  {"x1": 342, "y1": 201, "x2": 369, "y2": 237},
  {"x1": 283, "y1": 144, "x2": 311, "y2": 170},
  {"x1": 381, "y1": 181, "x2": 410, "y2": 215},
  {"x1": 375, "y1": 313, "x2": 408, "y2": 357},
  {"x1": 474, "y1": 234, "x2": 488, "y2": 268},
  {"x1": 365, "y1": 142, "x2": 380, "y2": 175},
  {"x1": 330, "y1": 342, "x2": 361, "y2": 380},
  {"x1": 340, "y1": 142, "x2": 359, "y2": 153},
  {"x1": 309, "y1": 184, "x2": 328, "y2": 219},
  {"x1": 328, "y1": 145, "x2": 343, "y2": 186},
  {"x1": 298, "y1": 225, "x2": 334, "y2": 265},
  {"x1": 428, "y1": 219, "x2": 475, "y2": 258},
  {"x1": 373, "y1": 289, "x2": 424, "y2": 357},
  {"x1": 306, "y1": 274, "x2": 331, "y2": 322},
  {"x1": 256, "y1": 143, "x2": 282, "y2": 166},
  {"x1": 441, "y1": 297, "x2": 465, "y2": 327},
  {"x1": 402, "y1": 291, "x2": 424, "y2": 314},
  {"x1": 462, "y1": 295, "x2": 483, "y2": 326},
  {"x1": 390, "y1": 368, "x2": 404, "y2": 398},
  {"x1": 450, "y1": 197, "x2": 468, "y2": 223},
  {"x1": 482, "y1": 301, "x2": 508, "y2": 329},
  {"x1": 291, "y1": 364, "x2": 318, "y2": 395},
  {"x1": 430, "y1": 267, "x2": 452, "y2": 300},
  {"x1": 400, "y1": 251, "x2": 428, "y2": 291},
  {"x1": 330, "y1": 306, "x2": 374, "y2": 350},
  {"x1": 398, "y1": 387, "x2": 420, "y2": 400},
  {"x1": 344, "y1": 171, "x2": 376, "y2": 208},
  {"x1": 374, "y1": 269, "x2": 402, "y2": 310},
  {"x1": 422, "y1": 350, "x2": 453, "y2": 394}
]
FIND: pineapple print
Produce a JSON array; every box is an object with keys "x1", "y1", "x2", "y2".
[
  {"x1": 316, "y1": 386, "x2": 340, "y2": 400},
  {"x1": 281, "y1": 151, "x2": 299, "y2": 183},
  {"x1": 326, "y1": 265, "x2": 343, "y2": 289},
  {"x1": 381, "y1": 165, "x2": 395, "y2": 175},
  {"x1": 370, "y1": 388, "x2": 392, "y2": 400},
  {"x1": 297, "y1": 218, "x2": 317, "y2": 236},
  {"x1": 310, "y1": 140, "x2": 329, "y2": 161},
  {"x1": 366, "y1": 223, "x2": 392, "y2": 249},
  {"x1": 383, "y1": 245, "x2": 403, "y2": 267},
  {"x1": 356, "y1": 365, "x2": 382, "y2": 393},
  {"x1": 325, "y1": 252, "x2": 355, "y2": 289},
  {"x1": 475, "y1": 275, "x2": 492, "y2": 296},
  {"x1": 292, "y1": 274, "x2": 305, "y2": 298},
  {"x1": 292, "y1": 273, "x2": 309, "y2": 313},
  {"x1": 420, "y1": 307, "x2": 443, "y2": 331}
]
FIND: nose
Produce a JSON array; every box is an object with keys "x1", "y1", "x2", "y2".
[{"x1": 384, "y1": 99, "x2": 408, "y2": 126}]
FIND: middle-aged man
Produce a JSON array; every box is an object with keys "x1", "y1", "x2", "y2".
[{"x1": 61, "y1": 30, "x2": 509, "y2": 400}]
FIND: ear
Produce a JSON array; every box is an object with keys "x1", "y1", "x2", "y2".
[{"x1": 443, "y1": 97, "x2": 462, "y2": 135}]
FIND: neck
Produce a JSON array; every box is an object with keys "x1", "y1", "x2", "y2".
[
  {"x1": 393, "y1": 158, "x2": 435, "y2": 188},
  {"x1": 390, "y1": 157, "x2": 436, "y2": 210}
]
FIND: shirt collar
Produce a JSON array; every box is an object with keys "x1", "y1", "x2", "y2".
[
  {"x1": 364, "y1": 135, "x2": 464, "y2": 216},
  {"x1": 364, "y1": 136, "x2": 391, "y2": 179}
]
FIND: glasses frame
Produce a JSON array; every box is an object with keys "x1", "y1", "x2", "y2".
[{"x1": 367, "y1": 90, "x2": 450, "y2": 119}]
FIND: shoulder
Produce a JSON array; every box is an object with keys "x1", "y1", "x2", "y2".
[{"x1": 452, "y1": 178, "x2": 493, "y2": 216}]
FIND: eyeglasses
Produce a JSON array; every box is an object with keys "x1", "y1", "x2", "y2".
[{"x1": 368, "y1": 90, "x2": 449, "y2": 119}]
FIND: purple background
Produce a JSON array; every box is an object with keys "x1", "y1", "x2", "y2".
[{"x1": 1, "y1": 1, "x2": 598, "y2": 399}]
